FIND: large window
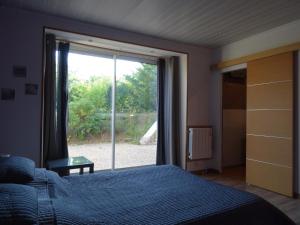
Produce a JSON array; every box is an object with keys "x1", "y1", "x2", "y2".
[
  {"x1": 115, "y1": 59, "x2": 157, "y2": 169},
  {"x1": 67, "y1": 51, "x2": 157, "y2": 171}
]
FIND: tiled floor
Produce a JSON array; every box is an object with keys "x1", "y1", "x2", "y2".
[{"x1": 198, "y1": 166, "x2": 300, "y2": 225}]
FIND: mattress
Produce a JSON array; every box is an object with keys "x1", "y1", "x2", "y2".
[{"x1": 30, "y1": 165, "x2": 295, "y2": 225}]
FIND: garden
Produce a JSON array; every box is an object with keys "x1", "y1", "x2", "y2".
[{"x1": 67, "y1": 63, "x2": 158, "y2": 145}]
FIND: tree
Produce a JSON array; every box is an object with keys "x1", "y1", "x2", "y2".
[
  {"x1": 68, "y1": 63, "x2": 157, "y2": 142},
  {"x1": 116, "y1": 64, "x2": 157, "y2": 113}
]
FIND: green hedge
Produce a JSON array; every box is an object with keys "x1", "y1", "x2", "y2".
[{"x1": 68, "y1": 64, "x2": 157, "y2": 143}]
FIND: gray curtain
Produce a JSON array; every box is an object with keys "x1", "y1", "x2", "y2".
[
  {"x1": 156, "y1": 56, "x2": 181, "y2": 166},
  {"x1": 56, "y1": 42, "x2": 70, "y2": 160},
  {"x1": 43, "y1": 34, "x2": 69, "y2": 167},
  {"x1": 43, "y1": 34, "x2": 57, "y2": 165}
]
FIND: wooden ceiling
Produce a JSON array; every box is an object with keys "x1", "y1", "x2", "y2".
[{"x1": 2, "y1": 0, "x2": 300, "y2": 47}]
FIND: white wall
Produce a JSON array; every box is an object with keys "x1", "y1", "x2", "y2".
[
  {"x1": 214, "y1": 19, "x2": 300, "y2": 62},
  {"x1": 0, "y1": 6, "x2": 212, "y2": 167},
  {"x1": 187, "y1": 70, "x2": 222, "y2": 172},
  {"x1": 212, "y1": 20, "x2": 300, "y2": 193}
]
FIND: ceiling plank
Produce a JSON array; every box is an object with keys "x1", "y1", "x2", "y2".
[{"x1": 2, "y1": 0, "x2": 300, "y2": 47}]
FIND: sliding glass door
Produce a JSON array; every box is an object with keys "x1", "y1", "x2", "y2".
[
  {"x1": 67, "y1": 50, "x2": 157, "y2": 171},
  {"x1": 115, "y1": 59, "x2": 157, "y2": 169},
  {"x1": 67, "y1": 52, "x2": 113, "y2": 171}
]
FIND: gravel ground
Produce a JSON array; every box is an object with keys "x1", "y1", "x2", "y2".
[{"x1": 68, "y1": 143, "x2": 156, "y2": 172}]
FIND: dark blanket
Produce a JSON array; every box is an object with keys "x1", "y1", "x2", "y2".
[{"x1": 31, "y1": 165, "x2": 294, "y2": 225}]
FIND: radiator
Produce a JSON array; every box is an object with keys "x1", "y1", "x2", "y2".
[{"x1": 188, "y1": 127, "x2": 212, "y2": 160}]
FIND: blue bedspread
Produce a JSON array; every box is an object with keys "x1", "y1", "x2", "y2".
[{"x1": 32, "y1": 165, "x2": 295, "y2": 225}]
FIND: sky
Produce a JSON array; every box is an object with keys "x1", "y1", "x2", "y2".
[{"x1": 68, "y1": 52, "x2": 142, "y2": 81}]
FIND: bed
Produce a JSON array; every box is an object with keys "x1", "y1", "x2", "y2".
[{"x1": 0, "y1": 156, "x2": 296, "y2": 225}]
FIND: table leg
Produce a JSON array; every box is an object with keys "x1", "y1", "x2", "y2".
[
  {"x1": 80, "y1": 167, "x2": 84, "y2": 175},
  {"x1": 90, "y1": 164, "x2": 94, "y2": 173}
]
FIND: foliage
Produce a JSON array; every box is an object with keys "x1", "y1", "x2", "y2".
[
  {"x1": 68, "y1": 64, "x2": 157, "y2": 143},
  {"x1": 116, "y1": 64, "x2": 157, "y2": 113}
]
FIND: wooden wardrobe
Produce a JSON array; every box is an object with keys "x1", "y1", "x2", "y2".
[{"x1": 246, "y1": 52, "x2": 294, "y2": 197}]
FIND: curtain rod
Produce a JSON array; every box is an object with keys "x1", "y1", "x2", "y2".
[{"x1": 55, "y1": 38, "x2": 159, "y2": 60}]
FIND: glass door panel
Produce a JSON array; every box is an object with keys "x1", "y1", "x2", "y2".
[
  {"x1": 67, "y1": 52, "x2": 113, "y2": 172},
  {"x1": 115, "y1": 59, "x2": 157, "y2": 169}
]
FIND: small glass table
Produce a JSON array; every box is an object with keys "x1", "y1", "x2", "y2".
[{"x1": 47, "y1": 156, "x2": 94, "y2": 175}]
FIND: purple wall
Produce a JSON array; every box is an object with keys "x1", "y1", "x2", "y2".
[{"x1": 0, "y1": 6, "x2": 213, "y2": 166}]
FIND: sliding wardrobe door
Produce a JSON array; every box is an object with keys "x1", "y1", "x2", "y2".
[{"x1": 246, "y1": 52, "x2": 294, "y2": 196}]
